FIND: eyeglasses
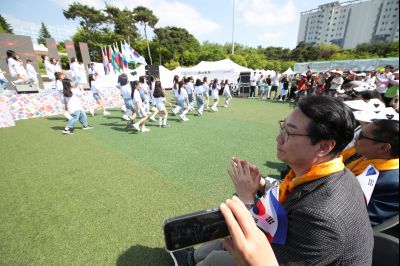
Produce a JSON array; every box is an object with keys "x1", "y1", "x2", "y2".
[
  {"x1": 279, "y1": 120, "x2": 310, "y2": 142},
  {"x1": 358, "y1": 131, "x2": 387, "y2": 143}
]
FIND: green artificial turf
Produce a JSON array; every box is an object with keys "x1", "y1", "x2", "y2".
[{"x1": 0, "y1": 98, "x2": 292, "y2": 265}]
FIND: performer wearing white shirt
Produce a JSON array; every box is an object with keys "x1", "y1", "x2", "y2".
[
  {"x1": 211, "y1": 78, "x2": 221, "y2": 112},
  {"x1": 70, "y1": 57, "x2": 83, "y2": 86},
  {"x1": 25, "y1": 59, "x2": 38, "y2": 84},
  {"x1": 194, "y1": 79, "x2": 204, "y2": 116},
  {"x1": 41, "y1": 55, "x2": 55, "y2": 81},
  {"x1": 88, "y1": 74, "x2": 111, "y2": 116},
  {"x1": 7, "y1": 50, "x2": 29, "y2": 84},
  {"x1": 177, "y1": 81, "x2": 190, "y2": 121},
  {"x1": 131, "y1": 80, "x2": 150, "y2": 133}
]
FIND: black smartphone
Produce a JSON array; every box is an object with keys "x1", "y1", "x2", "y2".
[{"x1": 163, "y1": 208, "x2": 230, "y2": 252}]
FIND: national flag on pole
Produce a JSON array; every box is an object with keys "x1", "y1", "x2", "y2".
[
  {"x1": 121, "y1": 40, "x2": 147, "y2": 65},
  {"x1": 102, "y1": 47, "x2": 110, "y2": 75},
  {"x1": 120, "y1": 41, "x2": 128, "y2": 69},
  {"x1": 110, "y1": 45, "x2": 120, "y2": 73},
  {"x1": 251, "y1": 185, "x2": 288, "y2": 245},
  {"x1": 114, "y1": 43, "x2": 124, "y2": 70}
]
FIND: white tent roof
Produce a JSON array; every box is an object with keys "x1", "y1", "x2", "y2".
[
  {"x1": 283, "y1": 68, "x2": 294, "y2": 75},
  {"x1": 186, "y1": 59, "x2": 252, "y2": 74},
  {"x1": 173, "y1": 59, "x2": 252, "y2": 82}
]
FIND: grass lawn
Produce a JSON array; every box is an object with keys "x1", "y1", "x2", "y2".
[{"x1": 0, "y1": 97, "x2": 292, "y2": 265}]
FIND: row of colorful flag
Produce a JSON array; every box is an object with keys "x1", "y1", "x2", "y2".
[{"x1": 101, "y1": 41, "x2": 147, "y2": 75}]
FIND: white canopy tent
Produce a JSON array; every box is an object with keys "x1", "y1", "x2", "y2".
[
  {"x1": 174, "y1": 59, "x2": 253, "y2": 83},
  {"x1": 283, "y1": 68, "x2": 294, "y2": 76}
]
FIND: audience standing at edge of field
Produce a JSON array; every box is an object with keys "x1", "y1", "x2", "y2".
[
  {"x1": 189, "y1": 95, "x2": 373, "y2": 266},
  {"x1": 249, "y1": 71, "x2": 257, "y2": 99},
  {"x1": 270, "y1": 71, "x2": 280, "y2": 100},
  {"x1": 62, "y1": 78, "x2": 93, "y2": 135}
]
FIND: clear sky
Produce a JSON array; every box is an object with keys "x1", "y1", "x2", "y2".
[{"x1": 0, "y1": 0, "x2": 335, "y2": 48}]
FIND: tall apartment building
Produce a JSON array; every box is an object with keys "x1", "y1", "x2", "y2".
[{"x1": 297, "y1": 0, "x2": 399, "y2": 49}]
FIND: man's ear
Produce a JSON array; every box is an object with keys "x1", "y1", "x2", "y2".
[
  {"x1": 317, "y1": 140, "x2": 336, "y2": 158},
  {"x1": 378, "y1": 143, "x2": 392, "y2": 155}
]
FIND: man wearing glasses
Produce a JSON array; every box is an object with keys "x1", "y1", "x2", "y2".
[
  {"x1": 193, "y1": 95, "x2": 373, "y2": 266},
  {"x1": 342, "y1": 119, "x2": 399, "y2": 226}
]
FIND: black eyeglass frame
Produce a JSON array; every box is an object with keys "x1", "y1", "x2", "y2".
[
  {"x1": 358, "y1": 131, "x2": 387, "y2": 143},
  {"x1": 278, "y1": 120, "x2": 310, "y2": 142}
]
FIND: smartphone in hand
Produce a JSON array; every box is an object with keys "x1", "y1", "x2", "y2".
[{"x1": 163, "y1": 208, "x2": 230, "y2": 252}]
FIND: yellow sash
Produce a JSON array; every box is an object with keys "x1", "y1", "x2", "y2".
[
  {"x1": 342, "y1": 147, "x2": 399, "y2": 175},
  {"x1": 279, "y1": 157, "x2": 345, "y2": 203}
]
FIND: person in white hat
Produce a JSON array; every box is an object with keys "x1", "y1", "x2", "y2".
[
  {"x1": 355, "y1": 73, "x2": 367, "y2": 81},
  {"x1": 329, "y1": 70, "x2": 344, "y2": 96}
]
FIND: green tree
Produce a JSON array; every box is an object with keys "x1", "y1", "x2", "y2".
[
  {"x1": 0, "y1": 14, "x2": 13, "y2": 34},
  {"x1": 228, "y1": 54, "x2": 247, "y2": 67},
  {"x1": 317, "y1": 42, "x2": 341, "y2": 60},
  {"x1": 104, "y1": 4, "x2": 139, "y2": 42},
  {"x1": 57, "y1": 42, "x2": 66, "y2": 53},
  {"x1": 198, "y1": 41, "x2": 226, "y2": 62},
  {"x1": 63, "y1": 3, "x2": 107, "y2": 31},
  {"x1": 154, "y1": 26, "x2": 200, "y2": 65},
  {"x1": 133, "y1": 6, "x2": 159, "y2": 65},
  {"x1": 245, "y1": 53, "x2": 267, "y2": 69},
  {"x1": 37, "y1": 22, "x2": 52, "y2": 45}
]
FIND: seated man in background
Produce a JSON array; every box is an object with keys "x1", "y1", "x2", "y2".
[
  {"x1": 342, "y1": 119, "x2": 399, "y2": 226},
  {"x1": 193, "y1": 96, "x2": 373, "y2": 266}
]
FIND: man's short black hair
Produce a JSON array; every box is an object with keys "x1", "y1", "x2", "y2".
[
  {"x1": 297, "y1": 95, "x2": 356, "y2": 156},
  {"x1": 371, "y1": 119, "x2": 399, "y2": 157}
]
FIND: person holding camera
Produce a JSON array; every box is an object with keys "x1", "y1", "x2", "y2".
[{"x1": 193, "y1": 95, "x2": 373, "y2": 266}]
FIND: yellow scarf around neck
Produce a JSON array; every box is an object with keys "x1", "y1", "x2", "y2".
[
  {"x1": 342, "y1": 146, "x2": 399, "y2": 176},
  {"x1": 279, "y1": 157, "x2": 345, "y2": 203}
]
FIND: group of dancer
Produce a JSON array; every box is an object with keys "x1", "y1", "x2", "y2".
[
  {"x1": 117, "y1": 75, "x2": 233, "y2": 133},
  {"x1": 61, "y1": 73, "x2": 234, "y2": 134}
]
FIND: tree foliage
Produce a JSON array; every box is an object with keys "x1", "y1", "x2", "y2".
[
  {"x1": 0, "y1": 14, "x2": 13, "y2": 34},
  {"x1": 63, "y1": 3, "x2": 107, "y2": 31},
  {"x1": 104, "y1": 4, "x2": 139, "y2": 41},
  {"x1": 133, "y1": 6, "x2": 158, "y2": 65},
  {"x1": 37, "y1": 22, "x2": 52, "y2": 45},
  {"x1": 154, "y1": 26, "x2": 200, "y2": 65}
]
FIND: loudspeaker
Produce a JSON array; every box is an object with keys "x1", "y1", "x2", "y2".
[
  {"x1": 15, "y1": 83, "x2": 39, "y2": 94},
  {"x1": 145, "y1": 65, "x2": 160, "y2": 78},
  {"x1": 239, "y1": 72, "x2": 251, "y2": 83},
  {"x1": 240, "y1": 84, "x2": 250, "y2": 95}
]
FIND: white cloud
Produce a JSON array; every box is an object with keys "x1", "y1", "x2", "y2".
[
  {"x1": 49, "y1": 0, "x2": 105, "y2": 9},
  {"x1": 237, "y1": 0, "x2": 297, "y2": 26},
  {"x1": 3, "y1": 14, "x2": 40, "y2": 29},
  {"x1": 49, "y1": 0, "x2": 220, "y2": 37}
]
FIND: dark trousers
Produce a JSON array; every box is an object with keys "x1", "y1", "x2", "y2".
[{"x1": 250, "y1": 86, "x2": 256, "y2": 97}]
